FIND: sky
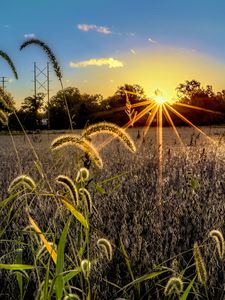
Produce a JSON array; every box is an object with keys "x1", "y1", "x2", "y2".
[{"x1": 1, "y1": 0, "x2": 225, "y2": 106}]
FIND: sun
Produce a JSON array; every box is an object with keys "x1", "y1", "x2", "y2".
[{"x1": 154, "y1": 95, "x2": 168, "y2": 105}]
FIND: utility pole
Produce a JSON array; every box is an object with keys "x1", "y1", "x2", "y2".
[
  {"x1": 0, "y1": 76, "x2": 8, "y2": 91},
  {"x1": 33, "y1": 62, "x2": 50, "y2": 129},
  {"x1": 34, "y1": 62, "x2": 37, "y2": 99}
]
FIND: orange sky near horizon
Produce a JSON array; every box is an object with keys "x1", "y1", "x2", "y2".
[{"x1": 11, "y1": 46, "x2": 225, "y2": 107}]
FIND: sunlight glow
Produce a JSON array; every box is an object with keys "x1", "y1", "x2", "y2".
[
  {"x1": 95, "y1": 88, "x2": 223, "y2": 207},
  {"x1": 154, "y1": 95, "x2": 168, "y2": 105}
]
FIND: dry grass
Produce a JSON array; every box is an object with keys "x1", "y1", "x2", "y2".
[{"x1": 1, "y1": 126, "x2": 225, "y2": 299}]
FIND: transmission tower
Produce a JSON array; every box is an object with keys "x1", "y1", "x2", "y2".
[
  {"x1": 33, "y1": 62, "x2": 50, "y2": 129},
  {"x1": 0, "y1": 76, "x2": 8, "y2": 91}
]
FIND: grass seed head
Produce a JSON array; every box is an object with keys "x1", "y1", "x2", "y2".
[
  {"x1": 20, "y1": 38, "x2": 62, "y2": 80},
  {"x1": 50, "y1": 135, "x2": 103, "y2": 169},
  {"x1": 83, "y1": 122, "x2": 136, "y2": 153},
  {"x1": 209, "y1": 229, "x2": 225, "y2": 259},
  {"x1": 76, "y1": 167, "x2": 90, "y2": 183},
  {"x1": 79, "y1": 188, "x2": 92, "y2": 214},
  {"x1": 97, "y1": 238, "x2": 113, "y2": 261},
  {"x1": 8, "y1": 175, "x2": 36, "y2": 194},
  {"x1": 81, "y1": 259, "x2": 91, "y2": 280},
  {"x1": 56, "y1": 175, "x2": 79, "y2": 205},
  {"x1": 0, "y1": 109, "x2": 8, "y2": 126},
  {"x1": 63, "y1": 295, "x2": 81, "y2": 300},
  {"x1": 0, "y1": 50, "x2": 18, "y2": 79},
  {"x1": 193, "y1": 242, "x2": 207, "y2": 285},
  {"x1": 164, "y1": 276, "x2": 183, "y2": 296}
]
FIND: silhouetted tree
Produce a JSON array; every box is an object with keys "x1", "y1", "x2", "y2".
[
  {"x1": 49, "y1": 87, "x2": 104, "y2": 128},
  {"x1": 176, "y1": 80, "x2": 225, "y2": 124},
  {"x1": 17, "y1": 93, "x2": 45, "y2": 130},
  {"x1": 104, "y1": 84, "x2": 146, "y2": 126}
]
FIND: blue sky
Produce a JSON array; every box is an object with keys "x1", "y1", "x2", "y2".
[{"x1": 1, "y1": 0, "x2": 225, "y2": 105}]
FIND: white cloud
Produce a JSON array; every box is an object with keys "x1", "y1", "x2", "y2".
[
  {"x1": 127, "y1": 32, "x2": 135, "y2": 36},
  {"x1": 97, "y1": 26, "x2": 111, "y2": 34},
  {"x1": 130, "y1": 49, "x2": 136, "y2": 55},
  {"x1": 77, "y1": 24, "x2": 111, "y2": 34},
  {"x1": 69, "y1": 58, "x2": 123, "y2": 69},
  {"x1": 24, "y1": 33, "x2": 36, "y2": 39},
  {"x1": 148, "y1": 37, "x2": 157, "y2": 44}
]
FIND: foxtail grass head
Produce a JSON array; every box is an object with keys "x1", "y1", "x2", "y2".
[
  {"x1": 193, "y1": 242, "x2": 207, "y2": 285},
  {"x1": 0, "y1": 50, "x2": 18, "y2": 79},
  {"x1": 8, "y1": 175, "x2": 36, "y2": 194},
  {"x1": 164, "y1": 276, "x2": 183, "y2": 296},
  {"x1": 50, "y1": 134, "x2": 103, "y2": 168},
  {"x1": 79, "y1": 188, "x2": 92, "y2": 214},
  {"x1": 83, "y1": 122, "x2": 136, "y2": 153},
  {"x1": 76, "y1": 167, "x2": 90, "y2": 183},
  {"x1": 0, "y1": 109, "x2": 8, "y2": 126},
  {"x1": 81, "y1": 259, "x2": 91, "y2": 280},
  {"x1": 63, "y1": 295, "x2": 81, "y2": 300},
  {"x1": 56, "y1": 175, "x2": 79, "y2": 206},
  {"x1": 20, "y1": 38, "x2": 62, "y2": 80},
  {"x1": 209, "y1": 229, "x2": 225, "y2": 259},
  {"x1": 97, "y1": 238, "x2": 113, "y2": 261}
]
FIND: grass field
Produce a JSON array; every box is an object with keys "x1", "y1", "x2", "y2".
[{"x1": 1, "y1": 126, "x2": 225, "y2": 299}]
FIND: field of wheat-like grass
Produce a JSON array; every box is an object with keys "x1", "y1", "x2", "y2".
[{"x1": 1, "y1": 126, "x2": 225, "y2": 299}]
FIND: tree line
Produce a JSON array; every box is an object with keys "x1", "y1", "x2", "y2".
[{"x1": 1, "y1": 79, "x2": 225, "y2": 130}]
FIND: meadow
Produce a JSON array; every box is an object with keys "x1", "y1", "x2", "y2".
[{"x1": 1, "y1": 126, "x2": 225, "y2": 299}]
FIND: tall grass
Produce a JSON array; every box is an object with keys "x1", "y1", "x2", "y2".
[{"x1": 1, "y1": 40, "x2": 225, "y2": 299}]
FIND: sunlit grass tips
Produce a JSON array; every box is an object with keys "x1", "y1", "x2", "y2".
[
  {"x1": 56, "y1": 175, "x2": 79, "y2": 205},
  {"x1": 209, "y1": 229, "x2": 225, "y2": 259},
  {"x1": 164, "y1": 276, "x2": 183, "y2": 296},
  {"x1": 193, "y1": 242, "x2": 207, "y2": 284},
  {"x1": 79, "y1": 188, "x2": 93, "y2": 214},
  {"x1": 76, "y1": 167, "x2": 90, "y2": 183},
  {"x1": 50, "y1": 134, "x2": 103, "y2": 168},
  {"x1": 81, "y1": 259, "x2": 91, "y2": 280},
  {"x1": 97, "y1": 238, "x2": 113, "y2": 261},
  {"x1": 0, "y1": 109, "x2": 8, "y2": 126},
  {"x1": 8, "y1": 175, "x2": 36, "y2": 194},
  {"x1": 83, "y1": 122, "x2": 136, "y2": 153}
]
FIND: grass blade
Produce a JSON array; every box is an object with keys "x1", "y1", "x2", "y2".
[
  {"x1": 16, "y1": 249, "x2": 23, "y2": 300},
  {"x1": 0, "y1": 264, "x2": 33, "y2": 270},
  {"x1": 0, "y1": 193, "x2": 19, "y2": 208},
  {"x1": 120, "y1": 238, "x2": 135, "y2": 281},
  {"x1": 119, "y1": 270, "x2": 168, "y2": 292},
  {"x1": 180, "y1": 276, "x2": 196, "y2": 300},
  {"x1": 61, "y1": 199, "x2": 89, "y2": 229},
  {"x1": 63, "y1": 267, "x2": 81, "y2": 284},
  {"x1": 28, "y1": 214, "x2": 57, "y2": 264},
  {"x1": 55, "y1": 217, "x2": 71, "y2": 300}
]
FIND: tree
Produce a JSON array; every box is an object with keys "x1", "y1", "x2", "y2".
[
  {"x1": 49, "y1": 87, "x2": 104, "y2": 129},
  {"x1": 114, "y1": 83, "x2": 145, "y2": 106},
  {"x1": 104, "y1": 84, "x2": 146, "y2": 126},
  {"x1": 176, "y1": 80, "x2": 202, "y2": 104},
  {"x1": 175, "y1": 80, "x2": 225, "y2": 125},
  {"x1": 18, "y1": 93, "x2": 45, "y2": 130},
  {"x1": 49, "y1": 87, "x2": 82, "y2": 129}
]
